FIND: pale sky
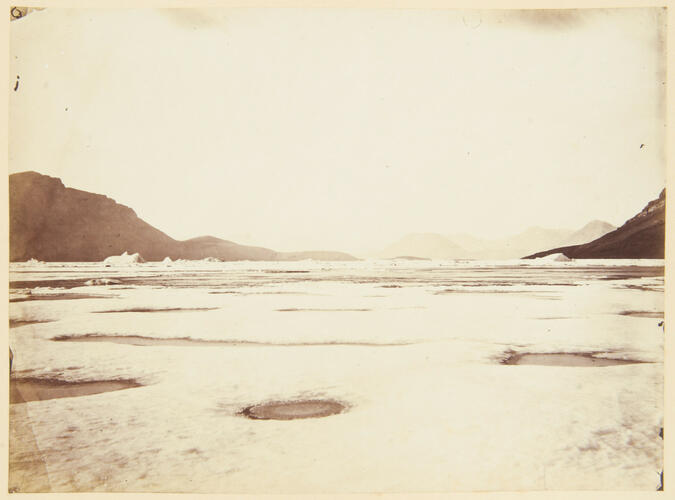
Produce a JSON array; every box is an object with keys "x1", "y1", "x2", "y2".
[{"x1": 9, "y1": 8, "x2": 666, "y2": 254}]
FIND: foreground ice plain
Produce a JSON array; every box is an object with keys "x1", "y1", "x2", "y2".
[{"x1": 9, "y1": 259, "x2": 664, "y2": 492}]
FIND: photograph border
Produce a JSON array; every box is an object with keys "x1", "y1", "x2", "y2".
[{"x1": 1, "y1": 1, "x2": 672, "y2": 498}]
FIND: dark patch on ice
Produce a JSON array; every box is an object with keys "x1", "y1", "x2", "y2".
[
  {"x1": 592, "y1": 428, "x2": 617, "y2": 436},
  {"x1": 242, "y1": 291, "x2": 327, "y2": 296},
  {"x1": 379, "y1": 284, "x2": 402, "y2": 288},
  {"x1": 10, "y1": 293, "x2": 114, "y2": 303},
  {"x1": 276, "y1": 308, "x2": 371, "y2": 312},
  {"x1": 618, "y1": 310, "x2": 663, "y2": 318},
  {"x1": 10, "y1": 279, "x2": 86, "y2": 289},
  {"x1": 51, "y1": 334, "x2": 413, "y2": 348},
  {"x1": 601, "y1": 274, "x2": 645, "y2": 281},
  {"x1": 523, "y1": 282, "x2": 578, "y2": 286},
  {"x1": 9, "y1": 319, "x2": 54, "y2": 328},
  {"x1": 10, "y1": 277, "x2": 127, "y2": 289},
  {"x1": 443, "y1": 283, "x2": 516, "y2": 288},
  {"x1": 501, "y1": 352, "x2": 649, "y2": 367},
  {"x1": 10, "y1": 377, "x2": 143, "y2": 404},
  {"x1": 263, "y1": 270, "x2": 311, "y2": 273},
  {"x1": 92, "y1": 307, "x2": 218, "y2": 313},
  {"x1": 208, "y1": 290, "x2": 324, "y2": 296},
  {"x1": 598, "y1": 266, "x2": 664, "y2": 279},
  {"x1": 240, "y1": 399, "x2": 346, "y2": 420},
  {"x1": 435, "y1": 289, "x2": 561, "y2": 300},
  {"x1": 578, "y1": 442, "x2": 600, "y2": 452},
  {"x1": 619, "y1": 284, "x2": 663, "y2": 292}
]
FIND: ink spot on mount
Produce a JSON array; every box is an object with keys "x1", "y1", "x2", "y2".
[
  {"x1": 10, "y1": 6, "x2": 45, "y2": 21},
  {"x1": 13, "y1": 75, "x2": 19, "y2": 91},
  {"x1": 10, "y1": 7, "x2": 24, "y2": 20}
]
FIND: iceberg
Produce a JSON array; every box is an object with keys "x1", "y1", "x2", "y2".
[
  {"x1": 536, "y1": 252, "x2": 572, "y2": 262},
  {"x1": 103, "y1": 251, "x2": 146, "y2": 266}
]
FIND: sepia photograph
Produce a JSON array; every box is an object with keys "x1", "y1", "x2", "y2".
[{"x1": 6, "y1": 4, "x2": 668, "y2": 494}]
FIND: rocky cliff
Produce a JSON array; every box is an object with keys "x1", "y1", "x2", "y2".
[{"x1": 10, "y1": 172, "x2": 180, "y2": 261}]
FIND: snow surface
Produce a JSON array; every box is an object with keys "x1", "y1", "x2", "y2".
[{"x1": 8, "y1": 259, "x2": 664, "y2": 492}]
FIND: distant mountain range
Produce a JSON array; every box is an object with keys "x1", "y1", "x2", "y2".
[
  {"x1": 526, "y1": 189, "x2": 665, "y2": 259},
  {"x1": 375, "y1": 221, "x2": 617, "y2": 260},
  {"x1": 9, "y1": 171, "x2": 357, "y2": 262},
  {"x1": 11, "y1": 171, "x2": 663, "y2": 262},
  {"x1": 376, "y1": 233, "x2": 467, "y2": 260},
  {"x1": 558, "y1": 220, "x2": 617, "y2": 247}
]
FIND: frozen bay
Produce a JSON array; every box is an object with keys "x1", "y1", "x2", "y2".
[{"x1": 8, "y1": 259, "x2": 665, "y2": 492}]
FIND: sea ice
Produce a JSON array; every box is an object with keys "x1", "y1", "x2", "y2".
[{"x1": 7, "y1": 259, "x2": 664, "y2": 493}]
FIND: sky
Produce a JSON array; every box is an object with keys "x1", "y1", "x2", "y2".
[{"x1": 9, "y1": 7, "x2": 666, "y2": 254}]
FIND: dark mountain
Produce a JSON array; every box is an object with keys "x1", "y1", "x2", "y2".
[
  {"x1": 525, "y1": 189, "x2": 665, "y2": 259},
  {"x1": 10, "y1": 171, "x2": 178, "y2": 261},
  {"x1": 9, "y1": 171, "x2": 357, "y2": 262},
  {"x1": 176, "y1": 236, "x2": 277, "y2": 261}
]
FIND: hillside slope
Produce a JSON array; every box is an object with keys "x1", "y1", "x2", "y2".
[
  {"x1": 525, "y1": 190, "x2": 665, "y2": 259},
  {"x1": 9, "y1": 171, "x2": 357, "y2": 262}
]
